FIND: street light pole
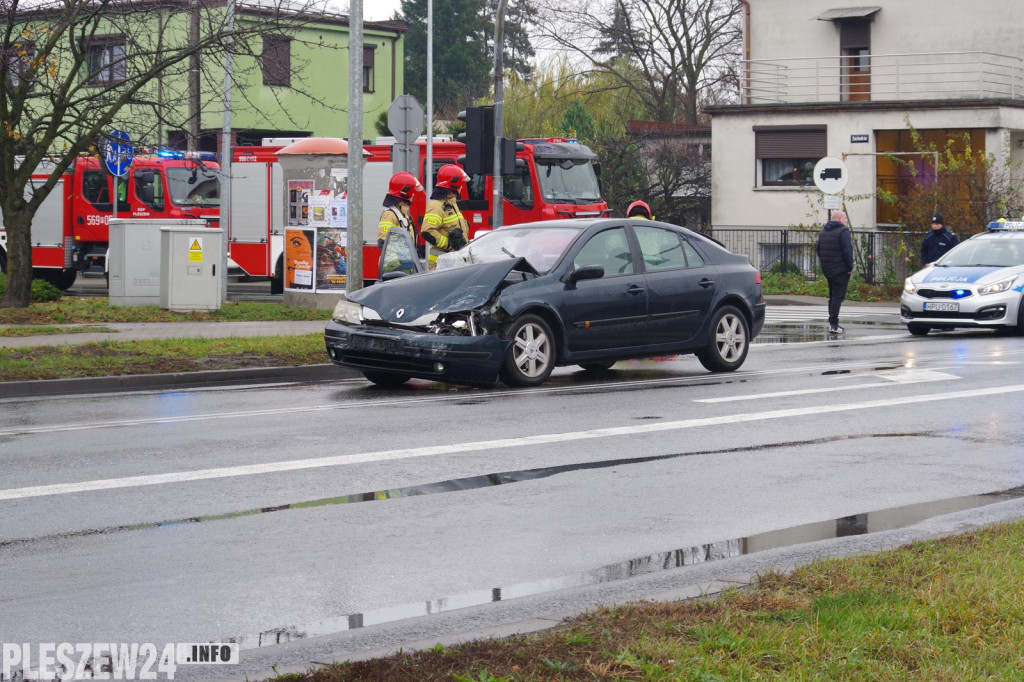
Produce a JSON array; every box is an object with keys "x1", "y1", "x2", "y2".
[
  {"x1": 220, "y1": 0, "x2": 234, "y2": 301},
  {"x1": 347, "y1": 0, "x2": 364, "y2": 294},
  {"x1": 426, "y1": 0, "x2": 433, "y2": 195},
  {"x1": 491, "y1": 0, "x2": 507, "y2": 229}
]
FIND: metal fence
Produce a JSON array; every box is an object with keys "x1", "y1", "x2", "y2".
[{"x1": 706, "y1": 228, "x2": 932, "y2": 285}]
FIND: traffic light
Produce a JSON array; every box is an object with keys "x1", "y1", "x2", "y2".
[{"x1": 457, "y1": 106, "x2": 494, "y2": 175}]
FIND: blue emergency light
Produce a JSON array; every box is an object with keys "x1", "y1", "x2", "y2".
[{"x1": 987, "y1": 220, "x2": 1024, "y2": 231}]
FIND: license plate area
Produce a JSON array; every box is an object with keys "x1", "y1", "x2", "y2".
[
  {"x1": 350, "y1": 334, "x2": 400, "y2": 351},
  {"x1": 924, "y1": 301, "x2": 959, "y2": 312}
]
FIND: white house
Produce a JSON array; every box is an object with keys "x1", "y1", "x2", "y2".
[{"x1": 707, "y1": 0, "x2": 1024, "y2": 231}]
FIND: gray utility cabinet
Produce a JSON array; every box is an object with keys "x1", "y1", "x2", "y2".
[
  {"x1": 109, "y1": 219, "x2": 206, "y2": 307},
  {"x1": 160, "y1": 225, "x2": 224, "y2": 311}
]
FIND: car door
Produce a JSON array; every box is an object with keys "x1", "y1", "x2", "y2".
[
  {"x1": 633, "y1": 225, "x2": 716, "y2": 345},
  {"x1": 559, "y1": 226, "x2": 648, "y2": 353}
]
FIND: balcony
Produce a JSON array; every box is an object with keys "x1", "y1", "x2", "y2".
[{"x1": 744, "y1": 51, "x2": 1024, "y2": 105}]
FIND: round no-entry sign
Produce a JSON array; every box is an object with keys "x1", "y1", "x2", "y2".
[{"x1": 813, "y1": 157, "x2": 848, "y2": 194}]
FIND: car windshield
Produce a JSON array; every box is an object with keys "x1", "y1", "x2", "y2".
[
  {"x1": 937, "y1": 238, "x2": 1024, "y2": 268},
  {"x1": 534, "y1": 159, "x2": 602, "y2": 204},
  {"x1": 167, "y1": 167, "x2": 221, "y2": 207},
  {"x1": 442, "y1": 227, "x2": 580, "y2": 273}
]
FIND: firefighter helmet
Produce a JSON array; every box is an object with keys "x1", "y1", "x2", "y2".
[
  {"x1": 435, "y1": 164, "x2": 470, "y2": 192},
  {"x1": 387, "y1": 172, "x2": 423, "y2": 202},
  {"x1": 627, "y1": 200, "x2": 652, "y2": 219}
]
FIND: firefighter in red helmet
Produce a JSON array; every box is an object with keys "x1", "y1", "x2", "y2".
[
  {"x1": 377, "y1": 172, "x2": 423, "y2": 249},
  {"x1": 421, "y1": 164, "x2": 470, "y2": 269},
  {"x1": 627, "y1": 200, "x2": 652, "y2": 220}
]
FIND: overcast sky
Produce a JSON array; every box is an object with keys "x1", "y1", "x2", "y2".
[{"x1": 363, "y1": 0, "x2": 401, "y2": 21}]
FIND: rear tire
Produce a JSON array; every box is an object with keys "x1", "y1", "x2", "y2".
[
  {"x1": 907, "y1": 323, "x2": 931, "y2": 336},
  {"x1": 363, "y1": 372, "x2": 410, "y2": 387},
  {"x1": 500, "y1": 314, "x2": 555, "y2": 387},
  {"x1": 696, "y1": 305, "x2": 749, "y2": 372}
]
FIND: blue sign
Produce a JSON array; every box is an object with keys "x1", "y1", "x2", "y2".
[{"x1": 105, "y1": 130, "x2": 134, "y2": 176}]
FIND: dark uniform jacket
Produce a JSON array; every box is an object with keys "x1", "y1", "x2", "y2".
[{"x1": 920, "y1": 227, "x2": 959, "y2": 264}]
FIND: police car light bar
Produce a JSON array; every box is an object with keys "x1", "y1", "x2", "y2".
[{"x1": 987, "y1": 220, "x2": 1024, "y2": 231}]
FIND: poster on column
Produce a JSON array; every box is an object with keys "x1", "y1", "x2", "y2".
[
  {"x1": 287, "y1": 180, "x2": 314, "y2": 226},
  {"x1": 284, "y1": 228, "x2": 314, "y2": 290},
  {"x1": 316, "y1": 227, "x2": 348, "y2": 290}
]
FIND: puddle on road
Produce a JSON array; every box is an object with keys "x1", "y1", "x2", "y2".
[
  {"x1": 230, "y1": 484, "x2": 1024, "y2": 648},
  {"x1": 6, "y1": 441, "x2": 1023, "y2": 648}
]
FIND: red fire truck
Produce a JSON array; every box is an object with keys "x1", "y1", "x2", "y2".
[
  {"x1": 228, "y1": 137, "x2": 608, "y2": 292},
  {"x1": 0, "y1": 153, "x2": 221, "y2": 289}
]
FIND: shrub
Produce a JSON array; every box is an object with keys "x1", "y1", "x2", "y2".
[{"x1": 0, "y1": 274, "x2": 65, "y2": 302}]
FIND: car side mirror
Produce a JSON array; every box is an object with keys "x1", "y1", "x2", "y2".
[
  {"x1": 380, "y1": 271, "x2": 409, "y2": 281},
  {"x1": 567, "y1": 264, "x2": 604, "y2": 284},
  {"x1": 506, "y1": 178, "x2": 524, "y2": 201}
]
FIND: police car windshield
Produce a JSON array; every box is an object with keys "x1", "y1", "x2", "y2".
[{"x1": 937, "y1": 238, "x2": 1024, "y2": 268}]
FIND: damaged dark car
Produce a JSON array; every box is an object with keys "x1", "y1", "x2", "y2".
[{"x1": 324, "y1": 219, "x2": 766, "y2": 388}]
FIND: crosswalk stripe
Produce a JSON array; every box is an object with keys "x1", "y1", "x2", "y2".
[{"x1": 765, "y1": 306, "x2": 898, "y2": 322}]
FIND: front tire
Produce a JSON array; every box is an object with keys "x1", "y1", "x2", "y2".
[
  {"x1": 500, "y1": 314, "x2": 555, "y2": 387},
  {"x1": 907, "y1": 323, "x2": 931, "y2": 336},
  {"x1": 696, "y1": 305, "x2": 749, "y2": 372},
  {"x1": 363, "y1": 371, "x2": 410, "y2": 388},
  {"x1": 579, "y1": 361, "x2": 615, "y2": 372}
]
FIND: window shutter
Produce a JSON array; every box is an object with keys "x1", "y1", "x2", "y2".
[
  {"x1": 363, "y1": 46, "x2": 375, "y2": 67},
  {"x1": 840, "y1": 20, "x2": 871, "y2": 50},
  {"x1": 754, "y1": 126, "x2": 827, "y2": 158}
]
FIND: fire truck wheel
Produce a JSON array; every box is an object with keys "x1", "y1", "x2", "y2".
[
  {"x1": 0, "y1": 249, "x2": 6, "y2": 274},
  {"x1": 55, "y1": 269, "x2": 77, "y2": 290},
  {"x1": 271, "y1": 256, "x2": 284, "y2": 294}
]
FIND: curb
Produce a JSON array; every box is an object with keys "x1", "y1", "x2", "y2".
[{"x1": 0, "y1": 364, "x2": 360, "y2": 399}]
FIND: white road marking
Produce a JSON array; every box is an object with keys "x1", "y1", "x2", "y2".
[
  {"x1": 694, "y1": 369, "x2": 960, "y2": 403},
  {"x1": 3, "y1": 383, "x2": 1024, "y2": 501}
]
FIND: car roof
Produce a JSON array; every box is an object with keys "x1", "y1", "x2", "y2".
[{"x1": 496, "y1": 217, "x2": 698, "y2": 235}]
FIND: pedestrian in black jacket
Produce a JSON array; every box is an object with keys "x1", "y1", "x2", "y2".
[
  {"x1": 920, "y1": 213, "x2": 959, "y2": 265},
  {"x1": 815, "y1": 209, "x2": 854, "y2": 334}
]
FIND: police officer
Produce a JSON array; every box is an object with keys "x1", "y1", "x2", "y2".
[
  {"x1": 626, "y1": 200, "x2": 652, "y2": 220},
  {"x1": 377, "y1": 171, "x2": 423, "y2": 249},
  {"x1": 920, "y1": 213, "x2": 959, "y2": 266},
  {"x1": 421, "y1": 164, "x2": 470, "y2": 269}
]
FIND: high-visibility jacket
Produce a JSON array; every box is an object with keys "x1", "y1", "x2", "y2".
[
  {"x1": 377, "y1": 203, "x2": 413, "y2": 245},
  {"x1": 421, "y1": 194, "x2": 469, "y2": 269}
]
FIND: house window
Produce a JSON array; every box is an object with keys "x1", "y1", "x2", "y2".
[
  {"x1": 262, "y1": 35, "x2": 291, "y2": 87},
  {"x1": 754, "y1": 126, "x2": 826, "y2": 186},
  {"x1": 85, "y1": 38, "x2": 126, "y2": 86},
  {"x1": 5, "y1": 42, "x2": 34, "y2": 86},
  {"x1": 363, "y1": 46, "x2": 375, "y2": 93}
]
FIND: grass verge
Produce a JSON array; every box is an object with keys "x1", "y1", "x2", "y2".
[
  {"x1": 0, "y1": 334, "x2": 326, "y2": 381},
  {"x1": 279, "y1": 520, "x2": 1024, "y2": 681},
  {"x1": 0, "y1": 298, "x2": 327, "y2": 325}
]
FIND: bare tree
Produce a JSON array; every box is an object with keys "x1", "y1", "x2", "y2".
[
  {"x1": 0, "y1": 0, "x2": 333, "y2": 307},
  {"x1": 533, "y1": 0, "x2": 742, "y2": 123}
]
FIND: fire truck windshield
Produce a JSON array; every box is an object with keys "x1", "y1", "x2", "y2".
[
  {"x1": 167, "y1": 167, "x2": 221, "y2": 207},
  {"x1": 535, "y1": 159, "x2": 601, "y2": 204}
]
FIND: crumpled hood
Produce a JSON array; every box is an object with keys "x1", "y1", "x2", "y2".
[{"x1": 350, "y1": 258, "x2": 531, "y2": 322}]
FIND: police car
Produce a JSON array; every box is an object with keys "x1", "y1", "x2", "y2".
[{"x1": 901, "y1": 221, "x2": 1024, "y2": 335}]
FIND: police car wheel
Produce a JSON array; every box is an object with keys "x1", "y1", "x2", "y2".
[{"x1": 907, "y1": 323, "x2": 931, "y2": 336}]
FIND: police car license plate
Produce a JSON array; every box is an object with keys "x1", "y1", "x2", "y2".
[{"x1": 924, "y1": 302, "x2": 959, "y2": 312}]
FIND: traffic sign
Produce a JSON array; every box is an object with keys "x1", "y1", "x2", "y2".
[
  {"x1": 105, "y1": 130, "x2": 134, "y2": 177},
  {"x1": 387, "y1": 95, "x2": 424, "y2": 144},
  {"x1": 813, "y1": 157, "x2": 848, "y2": 194}
]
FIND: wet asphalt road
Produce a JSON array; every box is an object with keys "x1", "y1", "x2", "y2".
[{"x1": 3, "y1": 297, "x2": 1024, "y2": 681}]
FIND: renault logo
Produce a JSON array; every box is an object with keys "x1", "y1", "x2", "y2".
[{"x1": 396, "y1": 308, "x2": 405, "y2": 318}]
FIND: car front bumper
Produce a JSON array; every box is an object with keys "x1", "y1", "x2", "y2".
[
  {"x1": 324, "y1": 321, "x2": 511, "y2": 385},
  {"x1": 900, "y1": 290, "x2": 1021, "y2": 329}
]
